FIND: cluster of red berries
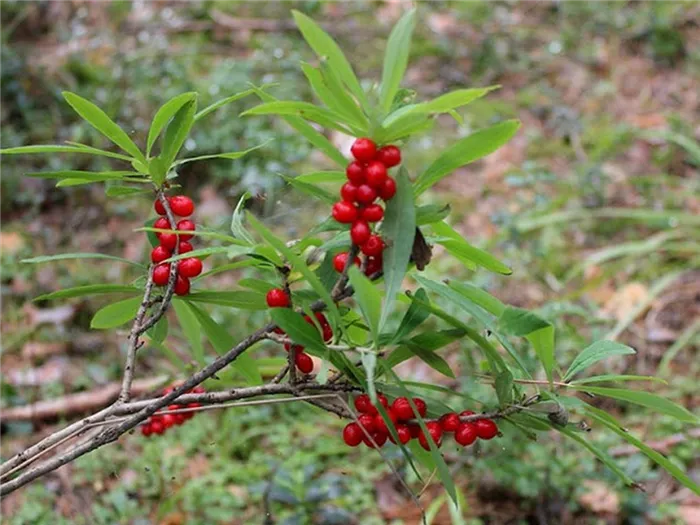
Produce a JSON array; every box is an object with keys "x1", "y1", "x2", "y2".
[
  {"x1": 331, "y1": 138, "x2": 401, "y2": 277},
  {"x1": 141, "y1": 385, "x2": 205, "y2": 437},
  {"x1": 151, "y1": 195, "x2": 202, "y2": 296},
  {"x1": 342, "y1": 394, "x2": 499, "y2": 450},
  {"x1": 265, "y1": 288, "x2": 332, "y2": 374}
]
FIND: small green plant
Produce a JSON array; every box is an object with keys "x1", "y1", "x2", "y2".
[{"x1": 1, "y1": 9, "x2": 697, "y2": 518}]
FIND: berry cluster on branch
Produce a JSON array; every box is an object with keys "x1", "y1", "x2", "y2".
[{"x1": 140, "y1": 384, "x2": 205, "y2": 437}]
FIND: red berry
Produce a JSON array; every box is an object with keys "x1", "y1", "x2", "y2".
[
  {"x1": 351, "y1": 138, "x2": 377, "y2": 162},
  {"x1": 389, "y1": 424, "x2": 412, "y2": 445},
  {"x1": 141, "y1": 423, "x2": 153, "y2": 437},
  {"x1": 176, "y1": 219, "x2": 196, "y2": 241},
  {"x1": 153, "y1": 264, "x2": 171, "y2": 286},
  {"x1": 332, "y1": 201, "x2": 358, "y2": 224},
  {"x1": 350, "y1": 221, "x2": 371, "y2": 245},
  {"x1": 159, "y1": 233, "x2": 178, "y2": 251},
  {"x1": 178, "y1": 257, "x2": 202, "y2": 278},
  {"x1": 192, "y1": 386, "x2": 205, "y2": 394},
  {"x1": 360, "y1": 235, "x2": 384, "y2": 257},
  {"x1": 377, "y1": 394, "x2": 389, "y2": 409},
  {"x1": 151, "y1": 245, "x2": 171, "y2": 264},
  {"x1": 354, "y1": 394, "x2": 373, "y2": 414},
  {"x1": 439, "y1": 412, "x2": 461, "y2": 433},
  {"x1": 170, "y1": 195, "x2": 195, "y2": 217},
  {"x1": 178, "y1": 241, "x2": 193, "y2": 254},
  {"x1": 266, "y1": 288, "x2": 290, "y2": 308},
  {"x1": 357, "y1": 413, "x2": 377, "y2": 433},
  {"x1": 455, "y1": 423, "x2": 478, "y2": 446},
  {"x1": 168, "y1": 405, "x2": 186, "y2": 425},
  {"x1": 373, "y1": 409, "x2": 399, "y2": 434},
  {"x1": 355, "y1": 184, "x2": 377, "y2": 205},
  {"x1": 365, "y1": 161, "x2": 388, "y2": 189},
  {"x1": 361, "y1": 204, "x2": 384, "y2": 223},
  {"x1": 174, "y1": 275, "x2": 190, "y2": 296},
  {"x1": 378, "y1": 177, "x2": 397, "y2": 201},
  {"x1": 151, "y1": 419, "x2": 165, "y2": 435},
  {"x1": 333, "y1": 251, "x2": 360, "y2": 273},
  {"x1": 413, "y1": 398, "x2": 427, "y2": 418},
  {"x1": 343, "y1": 423, "x2": 364, "y2": 447},
  {"x1": 154, "y1": 217, "x2": 170, "y2": 237},
  {"x1": 346, "y1": 161, "x2": 366, "y2": 185},
  {"x1": 377, "y1": 145, "x2": 401, "y2": 168},
  {"x1": 365, "y1": 256, "x2": 382, "y2": 276},
  {"x1": 475, "y1": 419, "x2": 499, "y2": 440},
  {"x1": 161, "y1": 413, "x2": 177, "y2": 428},
  {"x1": 364, "y1": 431, "x2": 388, "y2": 448},
  {"x1": 322, "y1": 324, "x2": 333, "y2": 342},
  {"x1": 314, "y1": 312, "x2": 329, "y2": 326},
  {"x1": 154, "y1": 198, "x2": 167, "y2": 216},
  {"x1": 340, "y1": 182, "x2": 359, "y2": 202},
  {"x1": 391, "y1": 397, "x2": 413, "y2": 420},
  {"x1": 408, "y1": 423, "x2": 421, "y2": 438},
  {"x1": 418, "y1": 421, "x2": 443, "y2": 450},
  {"x1": 295, "y1": 352, "x2": 314, "y2": 374},
  {"x1": 460, "y1": 410, "x2": 475, "y2": 417}
]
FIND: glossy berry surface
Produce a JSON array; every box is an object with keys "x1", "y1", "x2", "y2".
[
  {"x1": 174, "y1": 275, "x2": 190, "y2": 296},
  {"x1": 266, "y1": 288, "x2": 290, "y2": 308},
  {"x1": 365, "y1": 161, "x2": 388, "y2": 189},
  {"x1": 360, "y1": 204, "x2": 384, "y2": 223},
  {"x1": 354, "y1": 394, "x2": 373, "y2": 414},
  {"x1": 351, "y1": 137, "x2": 377, "y2": 162},
  {"x1": 151, "y1": 245, "x2": 171, "y2": 264},
  {"x1": 475, "y1": 419, "x2": 499, "y2": 440},
  {"x1": 360, "y1": 235, "x2": 384, "y2": 257},
  {"x1": 391, "y1": 397, "x2": 413, "y2": 420},
  {"x1": 169, "y1": 195, "x2": 194, "y2": 217},
  {"x1": 159, "y1": 233, "x2": 178, "y2": 251},
  {"x1": 346, "y1": 161, "x2": 366, "y2": 185},
  {"x1": 391, "y1": 424, "x2": 412, "y2": 445},
  {"x1": 295, "y1": 352, "x2": 314, "y2": 374},
  {"x1": 178, "y1": 257, "x2": 203, "y2": 278},
  {"x1": 413, "y1": 398, "x2": 427, "y2": 417},
  {"x1": 176, "y1": 219, "x2": 196, "y2": 241},
  {"x1": 355, "y1": 184, "x2": 377, "y2": 204},
  {"x1": 373, "y1": 409, "x2": 399, "y2": 433},
  {"x1": 333, "y1": 251, "x2": 360, "y2": 272},
  {"x1": 343, "y1": 423, "x2": 364, "y2": 447},
  {"x1": 418, "y1": 421, "x2": 443, "y2": 450},
  {"x1": 332, "y1": 201, "x2": 358, "y2": 223},
  {"x1": 357, "y1": 413, "x2": 377, "y2": 433},
  {"x1": 377, "y1": 145, "x2": 401, "y2": 167},
  {"x1": 439, "y1": 412, "x2": 461, "y2": 433},
  {"x1": 340, "y1": 182, "x2": 359, "y2": 202},
  {"x1": 378, "y1": 177, "x2": 397, "y2": 200},
  {"x1": 154, "y1": 217, "x2": 170, "y2": 236},
  {"x1": 364, "y1": 431, "x2": 387, "y2": 448},
  {"x1": 154, "y1": 199, "x2": 167, "y2": 216},
  {"x1": 153, "y1": 264, "x2": 171, "y2": 286},
  {"x1": 455, "y1": 422, "x2": 478, "y2": 446},
  {"x1": 178, "y1": 241, "x2": 194, "y2": 254},
  {"x1": 350, "y1": 221, "x2": 371, "y2": 245},
  {"x1": 365, "y1": 256, "x2": 382, "y2": 276}
]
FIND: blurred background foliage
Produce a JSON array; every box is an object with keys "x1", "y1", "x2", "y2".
[{"x1": 1, "y1": 1, "x2": 698, "y2": 523}]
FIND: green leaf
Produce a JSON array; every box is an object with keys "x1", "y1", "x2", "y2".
[
  {"x1": 90, "y1": 296, "x2": 142, "y2": 329},
  {"x1": 571, "y1": 386, "x2": 698, "y2": 424},
  {"x1": 379, "y1": 9, "x2": 416, "y2": 112},
  {"x1": 194, "y1": 88, "x2": 255, "y2": 121},
  {"x1": 247, "y1": 213, "x2": 341, "y2": 325},
  {"x1": 238, "y1": 278, "x2": 276, "y2": 294},
  {"x1": 62, "y1": 92, "x2": 145, "y2": 163},
  {"x1": 0, "y1": 144, "x2": 133, "y2": 161},
  {"x1": 294, "y1": 171, "x2": 346, "y2": 184},
  {"x1": 56, "y1": 177, "x2": 148, "y2": 188},
  {"x1": 148, "y1": 316, "x2": 168, "y2": 344},
  {"x1": 181, "y1": 290, "x2": 267, "y2": 310},
  {"x1": 269, "y1": 308, "x2": 326, "y2": 354},
  {"x1": 34, "y1": 284, "x2": 140, "y2": 301},
  {"x1": 250, "y1": 86, "x2": 346, "y2": 167},
  {"x1": 585, "y1": 405, "x2": 700, "y2": 495},
  {"x1": 361, "y1": 352, "x2": 378, "y2": 403},
  {"x1": 171, "y1": 141, "x2": 269, "y2": 167},
  {"x1": 282, "y1": 175, "x2": 336, "y2": 204},
  {"x1": 301, "y1": 62, "x2": 349, "y2": 119},
  {"x1": 291, "y1": 10, "x2": 367, "y2": 108},
  {"x1": 430, "y1": 221, "x2": 511, "y2": 274},
  {"x1": 184, "y1": 301, "x2": 262, "y2": 385},
  {"x1": 414, "y1": 120, "x2": 521, "y2": 196},
  {"x1": 147, "y1": 92, "x2": 197, "y2": 156},
  {"x1": 397, "y1": 341, "x2": 455, "y2": 378},
  {"x1": 21, "y1": 252, "x2": 146, "y2": 269},
  {"x1": 26, "y1": 170, "x2": 137, "y2": 181},
  {"x1": 384, "y1": 329, "x2": 464, "y2": 371},
  {"x1": 229, "y1": 192, "x2": 255, "y2": 246},
  {"x1": 564, "y1": 341, "x2": 636, "y2": 382},
  {"x1": 415, "y1": 204, "x2": 451, "y2": 226},
  {"x1": 498, "y1": 307, "x2": 551, "y2": 336},
  {"x1": 318, "y1": 61, "x2": 368, "y2": 129},
  {"x1": 105, "y1": 185, "x2": 152, "y2": 197},
  {"x1": 391, "y1": 288, "x2": 431, "y2": 344},
  {"x1": 347, "y1": 267, "x2": 382, "y2": 345},
  {"x1": 379, "y1": 168, "x2": 415, "y2": 331},
  {"x1": 379, "y1": 113, "x2": 434, "y2": 144},
  {"x1": 495, "y1": 369, "x2": 514, "y2": 406},
  {"x1": 242, "y1": 101, "x2": 355, "y2": 135},
  {"x1": 569, "y1": 375, "x2": 667, "y2": 385},
  {"x1": 449, "y1": 282, "x2": 506, "y2": 316},
  {"x1": 172, "y1": 300, "x2": 206, "y2": 367},
  {"x1": 526, "y1": 326, "x2": 555, "y2": 385},
  {"x1": 159, "y1": 98, "x2": 197, "y2": 171}
]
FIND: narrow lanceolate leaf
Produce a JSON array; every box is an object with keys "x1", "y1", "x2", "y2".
[
  {"x1": 379, "y1": 9, "x2": 416, "y2": 112},
  {"x1": 414, "y1": 120, "x2": 521, "y2": 196},
  {"x1": 449, "y1": 282, "x2": 506, "y2": 317},
  {"x1": 347, "y1": 267, "x2": 382, "y2": 345},
  {"x1": 430, "y1": 221, "x2": 511, "y2": 274},
  {"x1": 26, "y1": 170, "x2": 137, "y2": 181},
  {"x1": 242, "y1": 101, "x2": 355, "y2": 135},
  {"x1": 21, "y1": 252, "x2": 146, "y2": 269},
  {"x1": 171, "y1": 141, "x2": 269, "y2": 167},
  {"x1": 56, "y1": 177, "x2": 147, "y2": 187},
  {"x1": 294, "y1": 171, "x2": 346, "y2": 184},
  {"x1": 415, "y1": 204, "x2": 451, "y2": 226},
  {"x1": 495, "y1": 369, "x2": 514, "y2": 406},
  {"x1": 0, "y1": 144, "x2": 133, "y2": 161},
  {"x1": 90, "y1": 296, "x2": 142, "y2": 329},
  {"x1": 282, "y1": 175, "x2": 337, "y2": 204},
  {"x1": 571, "y1": 386, "x2": 698, "y2": 424},
  {"x1": 247, "y1": 213, "x2": 341, "y2": 325},
  {"x1": 62, "y1": 92, "x2": 145, "y2": 163},
  {"x1": 159, "y1": 98, "x2": 197, "y2": 171},
  {"x1": 379, "y1": 168, "x2": 415, "y2": 331},
  {"x1": 238, "y1": 278, "x2": 276, "y2": 294},
  {"x1": 585, "y1": 405, "x2": 700, "y2": 495},
  {"x1": 184, "y1": 301, "x2": 262, "y2": 385},
  {"x1": 172, "y1": 300, "x2": 206, "y2": 367},
  {"x1": 564, "y1": 341, "x2": 636, "y2": 381},
  {"x1": 230, "y1": 192, "x2": 255, "y2": 245},
  {"x1": 269, "y1": 308, "x2": 326, "y2": 354},
  {"x1": 148, "y1": 315, "x2": 168, "y2": 343},
  {"x1": 391, "y1": 288, "x2": 431, "y2": 344},
  {"x1": 291, "y1": 10, "x2": 368, "y2": 108},
  {"x1": 194, "y1": 88, "x2": 255, "y2": 121},
  {"x1": 105, "y1": 185, "x2": 152, "y2": 197},
  {"x1": 147, "y1": 92, "x2": 197, "y2": 156},
  {"x1": 498, "y1": 307, "x2": 551, "y2": 336},
  {"x1": 569, "y1": 375, "x2": 667, "y2": 385},
  {"x1": 181, "y1": 290, "x2": 267, "y2": 310},
  {"x1": 34, "y1": 284, "x2": 140, "y2": 301},
  {"x1": 384, "y1": 329, "x2": 464, "y2": 371}
]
